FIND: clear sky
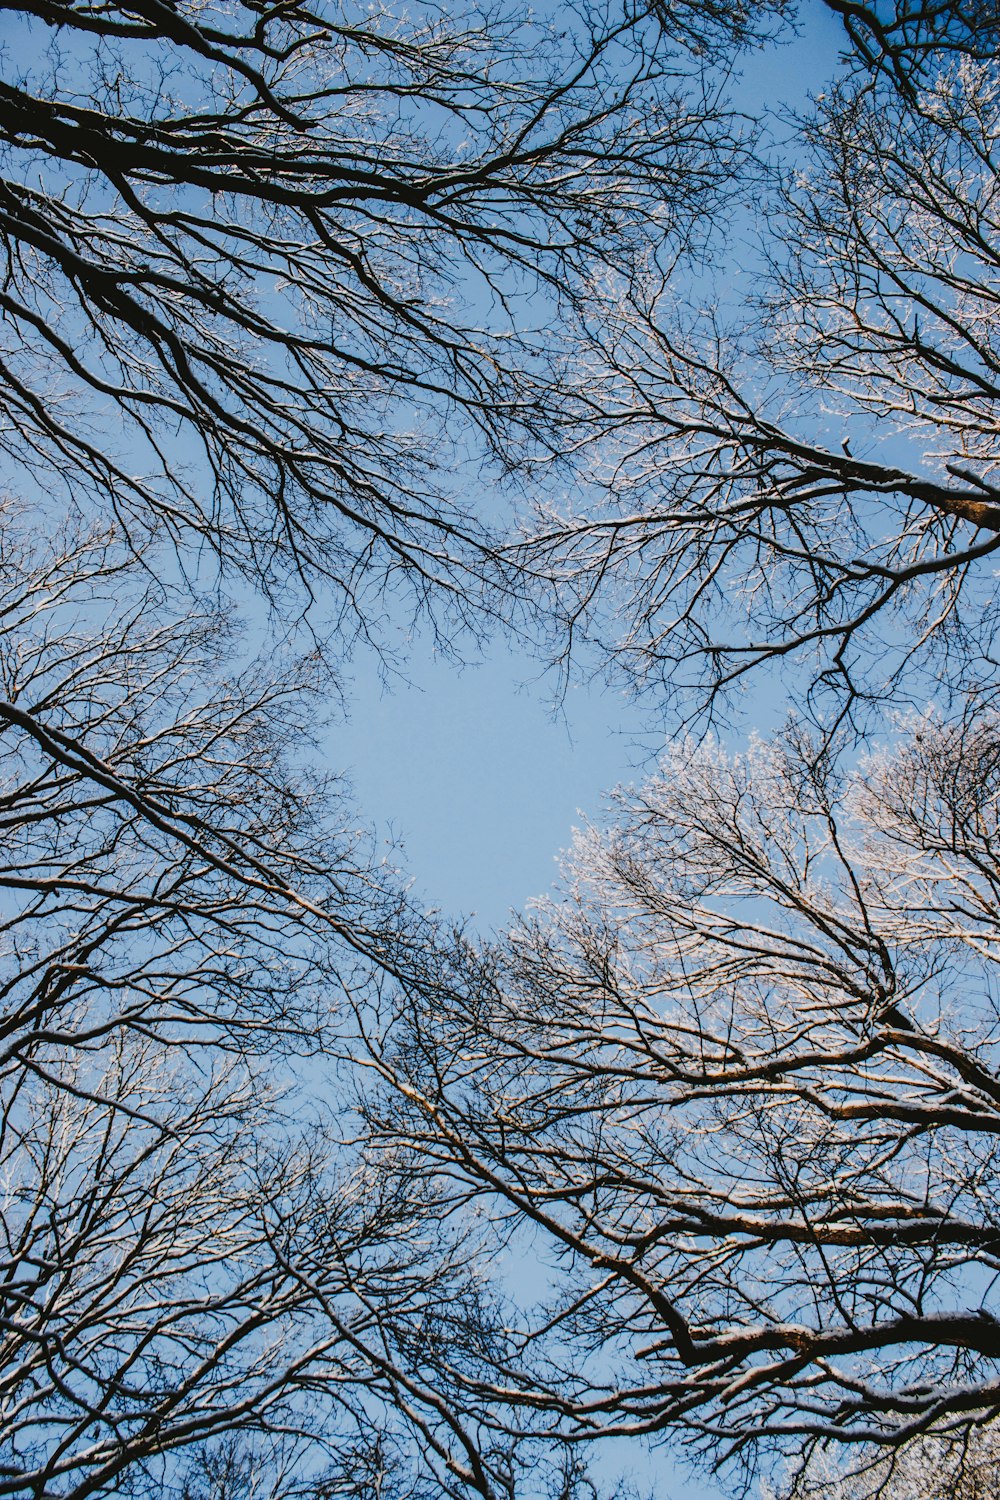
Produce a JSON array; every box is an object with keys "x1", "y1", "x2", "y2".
[{"x1": 332, "y1": 640, "x2": 655, "y2": 931}]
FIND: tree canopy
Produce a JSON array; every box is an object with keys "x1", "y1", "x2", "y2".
[
  {"x1": 0, "y1": 0, "x2": 748, "y2": 633},
  {"x1": 369, "y1": 713, "x2": 1000, "y2": 1485},
  {"x1": 2, "y1": 0, "x2": 1000, "y2": 1496},
  {"x1": 527, "y1": 0, "x2": 1000, "y2": 723}
]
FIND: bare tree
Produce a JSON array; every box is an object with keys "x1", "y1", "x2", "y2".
[
  {"x1": 363, "y1": 706, "x2": 1000, "y2": 1492},
  {"x1": 0, "y1": 1018, "x2": 549, "y2": 1500},
  {"x1": 0, "y1": 508, "x2": 563, "y2": 1499},
  {"x1": 822, "y1": 0, "x2": 1000, "y2": 95},
  {"x1": 0, "y1": 0, "x2": 764, "y2": 637},
  {"x1": 772, "y1": 1415, "x2": 1000, "y2": 1498},
  {"x1": 524, "y1": 0, "x2": 1000, "y2": 722}
]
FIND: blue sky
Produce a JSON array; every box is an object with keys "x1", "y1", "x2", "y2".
[{"x1": 334, "y1": 641, "x2": 655, "y2": 930}]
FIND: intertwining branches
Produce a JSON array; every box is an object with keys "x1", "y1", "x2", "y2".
[
  {"x1": 822, "y1": 0, "x2": 1000, "y2": 98},
  {"x1": 0, "y1": 0, "x2": 754, "y2": 638},
  {"x1": 775, "y1": 1412, "x2": 1000, "y2": 1497},
  {"x1": 521, "y1": 0, "x2": 1000, "y2": 723},
  {"x1": 0, "y1": 1028, "x2": 522, "y2": 1500},
  {"x1": 0, "y1": 4, "x2": 803, "y2": 1488},
  {"x1": 0, "y1": 506, "x2": 403, "y2": 1069},
  {"x1": 0, "y1": 509, "x2": 550, "y2": 1499},
  {"x1": 11, "y1": 2, "x2": 1000, "y2": 1495},
  {"x1": 364, "y1": 707, "x2": 1000, "y2": 1490}
]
